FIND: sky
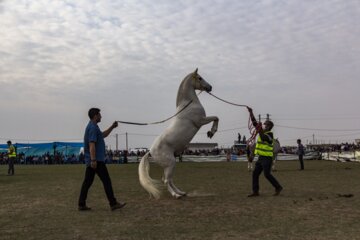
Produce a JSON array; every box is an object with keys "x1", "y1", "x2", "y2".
[{"x1": 1, "y1": 0, "x2": 360, "y2": 150}]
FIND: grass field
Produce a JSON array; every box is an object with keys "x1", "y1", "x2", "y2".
[{"x1": 0, "y1": 160, "x2": 359, "y2": 240}]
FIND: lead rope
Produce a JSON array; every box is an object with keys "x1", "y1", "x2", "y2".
[
  {"x1": 207, "y1": 92, "x2": 259, "y2": 146},
  {"x1": 116, "y1": 91, "x2": 203, "y2": 126},
  {"x1": 247, "y1": 117, "x2": 262, "y2": 146},
  {"x1": 207, "y1": 92, "x2": 249, "y2": 107}
]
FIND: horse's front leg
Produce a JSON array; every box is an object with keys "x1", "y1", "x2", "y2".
[{"x1": 200, "y1": 116, "x2": 219, "y2": 138}]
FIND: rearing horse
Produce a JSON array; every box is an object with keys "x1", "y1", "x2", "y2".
[{"x1": 138, "y1": 68, "x2": 219, "y2": 199}]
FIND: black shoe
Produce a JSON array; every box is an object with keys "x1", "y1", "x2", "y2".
[
  {"x1": 111, "y1": 202, "x2": 126, "y2": 211},
  {"x1": 247, "y1": 192, "x2": 259, "y2": 197},
  {"x1": 274, "y1": 187, "x2": 283, "y2": 196},
  {"x1": 78, "y1": 206, "x2": 91, "y2": 211}
]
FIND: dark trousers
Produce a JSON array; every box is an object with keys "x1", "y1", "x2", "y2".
[
  {"x1": 8, "y1": 157, "x2": 15, "y2": 175},
  {"x1": 78, "y1": 162, "x2": 117, "y2": 207},
  {"x1": 252, "y1": 156, "x2": 282, "y2": 193},
  {"x1": 299, "y1": 155, "x2": 304, "y2": 170}
]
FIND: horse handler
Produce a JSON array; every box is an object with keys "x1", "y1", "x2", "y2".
[
  {"x1": 246, "y1": 107, "x2": 283, "y2": 197},
  {"x1": 78, "y1": 108, "x2": 126, "y2": 211},
  {"x1": 7, "y1": 140, "x2": 16, "y2": 176}
]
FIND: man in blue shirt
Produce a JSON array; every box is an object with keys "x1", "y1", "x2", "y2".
[{"x1": 78, "y1": 108, "x2": 126, "y2": 211}]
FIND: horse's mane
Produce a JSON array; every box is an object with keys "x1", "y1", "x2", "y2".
[{"x1": 176, "y1": 73, "x2": 193, "y2": 107}]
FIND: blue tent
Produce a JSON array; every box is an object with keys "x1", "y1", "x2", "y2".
[{"x1": 0, "y1": 142, "x2": 83, "y2": 156}]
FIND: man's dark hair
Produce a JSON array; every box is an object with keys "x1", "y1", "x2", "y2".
[
  {"x1": 88, "y1": 108, "x2": 100, "y2": 119},
  {"x1": 264, "y1": 120, "x2": 274, "y2": 130},
  {"x1": 297, "y1": 139, "x2": 301, "y2": 143},
  {"x1": 7, "y1": 140, "x2": 11, "y2": 144}
]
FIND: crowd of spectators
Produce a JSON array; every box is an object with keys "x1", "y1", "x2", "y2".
[
  {"x1": 1, "y1": 143, "x2": 358, "y2": 165},
  {"x1": 183, "y1": 148, "x2": 224, "y2": 156},
  {"x1": 0, "y1": 149, "x2": 148, "y2": 165},
  {"x1": 307, "y1": 142, "x2": 360, "y2": 153},
  {"x1": 0, "y1": 151, "x2": 82, "y2": 165}
]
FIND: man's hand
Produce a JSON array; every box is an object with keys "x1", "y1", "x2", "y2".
[
  {"x1": 91, "y1": 160, "x2": 97, "y2": 169},
  {"x1": 111, "y1": 121, "x2": 118, "y2": 129},
  {"x1": 247, "y1": 106, "x2": 257, "y2": 127},
  {"x1": 103, "y1": 122, "x2": 119, "y2": 138}
]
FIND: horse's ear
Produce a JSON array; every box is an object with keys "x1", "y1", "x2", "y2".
[{"x1": 194, "y1": 68, "x2": 198, "y2": 74}]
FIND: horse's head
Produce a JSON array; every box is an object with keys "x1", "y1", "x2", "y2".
[{"x1": 192, "y1": 68, "x2": 212, "y2": 92}]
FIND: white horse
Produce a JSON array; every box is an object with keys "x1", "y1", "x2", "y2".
[
  {"x1": 138, "y1": 68, "x2": 219, "y2": 199},
  {"x1": 247, "y1": 138, "x2": 281, "y2": 171}
]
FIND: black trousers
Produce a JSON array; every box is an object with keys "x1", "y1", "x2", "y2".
[
  {"x1": 8, "y1": 157, "x2": 15, "y2": 175},
  {"x1": 299, "y1": 155, "x2": 304, "y2": 170},
  {"x1": 78, "y1": 162, "x2": 117, "y2": 207},
  {"x1": 252, "y1": 156, "x2": 282, "y2": 193}
]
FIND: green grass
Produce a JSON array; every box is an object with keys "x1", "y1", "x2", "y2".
[{"x1": 0, "y1": 160, "x2": 359, "y2": 240}]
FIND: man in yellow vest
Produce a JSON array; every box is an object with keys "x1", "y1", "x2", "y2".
[
  {"x1": 7, "y1": 140, "x2": 16, "y2": 175},
  {"x1": 246, "y1": 108, "x2": 283, "y2": 197}
]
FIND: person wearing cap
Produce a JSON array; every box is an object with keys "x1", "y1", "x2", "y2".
[
  {"x1": 7, "y1": 140, "x2": 16, "y2": 175},
  {"x1": 246, "y1": 107, "x2": 283, "y2": 197},
  {"x1": 78, "y1": 108, "x2": 126, "y2": 211}
]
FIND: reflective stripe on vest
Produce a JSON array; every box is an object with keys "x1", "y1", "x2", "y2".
[
  {"x1": 8, "y1": 145, "x2": 16, "y2": 157},
  {"x1": 254, "y1": 131, "x2": 274, "y2": 157}
]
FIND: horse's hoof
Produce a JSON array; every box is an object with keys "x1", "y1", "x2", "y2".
[{"x1": 207, "y1": 131, "x2": 214, "y2": 138}]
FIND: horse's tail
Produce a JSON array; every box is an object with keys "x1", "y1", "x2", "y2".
[{"x1": 138, "y1": 152, "x2": 162, "y2": 199}]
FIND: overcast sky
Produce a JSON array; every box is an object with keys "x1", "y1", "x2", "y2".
[{"x1": 1, "y1": 0, "x2": 360, "y2": 150}]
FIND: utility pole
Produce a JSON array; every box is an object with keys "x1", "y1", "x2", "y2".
[
  {"x1": 125, "y1": 132, "x2": 128, "y2": 151},
  {"x1": 115, "y1": 133, "x2": 118, "y2": 151},
  {"x1": 258, "y1": 114, "x2": 271, "y2": 122},
  {"x1": 313, "y1": 134, "x2": 315, "y2": 145}
]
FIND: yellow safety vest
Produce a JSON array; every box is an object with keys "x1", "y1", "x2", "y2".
[
  {"x1": 254, "y1": 131, "x2": 274, "y2": 157},
  {"x1": 8, "y1": 145, "x2": 17, "y2": 158}
]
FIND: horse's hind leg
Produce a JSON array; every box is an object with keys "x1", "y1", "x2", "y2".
[
  {"x1": 163, "y1": 160, "x2": 185, "y2": 198},
  {"x1": 169, "y1": 181, "x2": 187, "y2": 196},
  {"x1": 161, "y1": 175, "x2": 185, "y2": 195},
  {"x1": 161, "y1": 176, "x2": 186, "y2": 196},
  {"x1": 163, "y1": 167, "x2": 181, "y2": 198}
]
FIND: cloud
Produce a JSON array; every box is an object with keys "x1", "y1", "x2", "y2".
[{"x1": 1, "y1": 0, "x2": 360, "y2": 146}]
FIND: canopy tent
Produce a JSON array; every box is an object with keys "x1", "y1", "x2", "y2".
[{"x1": 0, "y1": 142, "x2": 83, "y2": 156}]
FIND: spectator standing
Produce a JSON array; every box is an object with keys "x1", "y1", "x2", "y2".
[
  {"x1": 123, "y1": 150, "x2": 128, "y2": 164},
  {"x1": 297, "y1": 139, "x2": 305, "y2": 170},
  {"x1": 226, "y1": 150, "x2": 231, "y2": 162},
  {"x1": 7, "y1": 140, "x2": 16, "y2": 175},
  {"x1": 78, "y1": 108, "x2": 126, "y2": 211}
]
